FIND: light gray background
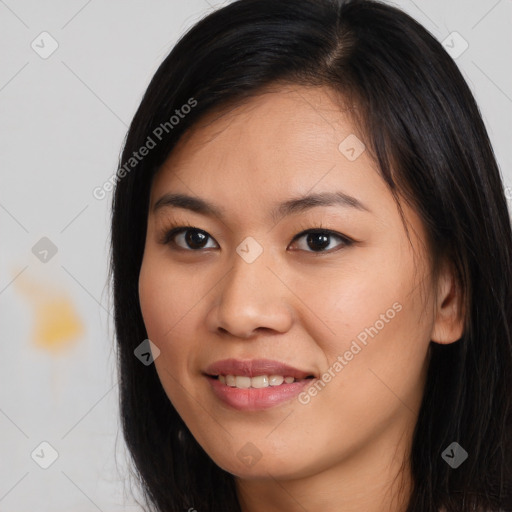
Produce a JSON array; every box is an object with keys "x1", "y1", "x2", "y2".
[{"x1": 1, "y1": 0, "x2": 511, "y2": 510}]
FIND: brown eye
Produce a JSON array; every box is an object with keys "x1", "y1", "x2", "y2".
[
  {"x1": 165, "y1": 227, "x2": 218, "y2": 250},
  {"x1": 290, "y1": 229, "x2": 352, "y2": 253}
]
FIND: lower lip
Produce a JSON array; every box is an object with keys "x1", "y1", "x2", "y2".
[{"x1": 206, "y1": 376, "x2": 312, "y2": 411}]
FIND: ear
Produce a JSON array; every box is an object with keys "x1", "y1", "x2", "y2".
[{"x1": 430, "y1": 259, "x2": 465, "y2": 345}]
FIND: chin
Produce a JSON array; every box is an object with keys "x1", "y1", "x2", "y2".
[{"x1": 202, "y1": 443, "x2": 314, "y2": 481}]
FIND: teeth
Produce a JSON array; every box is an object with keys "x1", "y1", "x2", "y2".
[
  {"x1": 219, "y1": 374, "x2": 297, "y2": 389},
  {"x1": 269, "y1": 375, "x2": 284, "y2": 386},
  {"x1": 251, "y1": 375, "x2": 269, "y2": 388},
  {"x1": 235, "y1": 376, "x2": 251, "y2": 389}
]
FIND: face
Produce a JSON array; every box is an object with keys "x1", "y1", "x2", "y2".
[{"x1": 138, "y1": 84, "x2": 441, "y2": 483}]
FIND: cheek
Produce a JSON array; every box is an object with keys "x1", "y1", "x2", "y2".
[
  {"x1": 138, "y1": 253, "x2": 199, "y2": 362},
  {"x1": 294, "y1": 260, "x2": 407, "y2": 358},
  {"x1": 138, "y1": 258, "x2": 172, "y2": 340},
  {"x1": 303, "y1": 250, "x2": 432, "y2": 402},
  {"x1": 138, "y1": 254, "x2": 203, "y2": 414}
]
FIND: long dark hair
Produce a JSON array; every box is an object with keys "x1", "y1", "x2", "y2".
[{"x1": 109, "y1": 0, "x2": 512, "y2": 510}]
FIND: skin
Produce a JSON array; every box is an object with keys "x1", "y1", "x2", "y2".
[{"x1": 138, "y1": 84, "x2": 464, "y2": 512}]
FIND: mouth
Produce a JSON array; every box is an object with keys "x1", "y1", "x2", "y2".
[
  {"x1": 204, "y1": 357, "x2": 316, "y2": 381},
  {"x1": 207, "y1": 374, "x2": 315, "y2": 389},
  {"x1": 203, "y1": 358, "x2": 316, "y2": 410}
]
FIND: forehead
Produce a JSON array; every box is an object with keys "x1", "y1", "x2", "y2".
[{"x1": 151, "y1": 84, "x2": 379, "y2": 197}]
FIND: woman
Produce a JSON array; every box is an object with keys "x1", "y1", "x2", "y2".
[{"x1": 110, "y1": 0, "x2": 512, "y2": 510}]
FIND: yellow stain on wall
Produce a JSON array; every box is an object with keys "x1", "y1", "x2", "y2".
[
  {"x1": 14, "y1": 269, "x2": 84, "y2": 352},
  {"x1": 34, "y1": 296, "x2": 84, "y2": 350}
]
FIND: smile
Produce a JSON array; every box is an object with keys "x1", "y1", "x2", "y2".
[
  {"x1": 217, "y1": 374, "x2": 309, "y2": 389},
  {"x1": 203, "y1": 359, "x2": 316, "y2": 410}
]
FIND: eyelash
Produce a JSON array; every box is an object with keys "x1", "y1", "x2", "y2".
[{"x1": 159, "y1": 221, "x2": 355, "y2": 254}]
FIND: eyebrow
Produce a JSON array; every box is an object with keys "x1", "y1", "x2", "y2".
[{"x1": 153, "y1": 190, "x2": 371, "y2": 223}]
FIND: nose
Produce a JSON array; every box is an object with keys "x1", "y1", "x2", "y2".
[{"x1": 207, "y1": 250, "x2": 294, "y2": 339}]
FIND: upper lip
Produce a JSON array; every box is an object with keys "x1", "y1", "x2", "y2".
[{"x1": 204, "y1": 358, "x2": 315, "y2": 379}]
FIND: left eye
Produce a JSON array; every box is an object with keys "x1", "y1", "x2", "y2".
[{"x1": 289, "y1": 229, "x2": 352, "y2": 253}]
